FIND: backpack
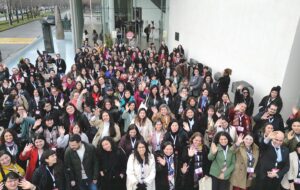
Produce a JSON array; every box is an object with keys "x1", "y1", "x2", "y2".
[{"x1": 144, "y1": 27, "x2": 148, "y2": 34}]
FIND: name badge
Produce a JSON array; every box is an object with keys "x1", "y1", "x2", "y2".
[
  {"x1": 294, "y1": 178, "x2": 300, "y2": 184},
  {"x1": 247, "y1": 167, "x2": 254, "y2": 173},
  {"x1": 237, "y1": 126, "x2": 244, "y2": 132},
  {"x1": 53, "y1": 106, "x2": 59, "y2": 109},
  {"x1": 195, "y1": 168, "x2": 203, "y2": 174},
  {"x1": 35, "y1": 110, "x2": 40, "y2": 115}
]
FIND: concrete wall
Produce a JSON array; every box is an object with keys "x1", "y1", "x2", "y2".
[
  {"x1": 168, "y1": 0, "x2": 300, "y2": 118},
  {"x1": 281, "y1": 19, "x2": 300, "y2": 119}
]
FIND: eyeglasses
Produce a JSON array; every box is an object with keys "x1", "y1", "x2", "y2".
[{"x1": 243, "y1": 91, "x2": 248, "y2": 94}]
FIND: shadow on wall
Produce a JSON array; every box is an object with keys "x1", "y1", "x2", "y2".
[{"x1": 281, "y1": 18, "x2": 300, "y2": 120}]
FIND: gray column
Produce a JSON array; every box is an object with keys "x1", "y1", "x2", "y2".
[
  {"x1": 69, "y1": 0, "x2": 84, "y2": 50},
  {"x1": 55, "y1": 6, "x2": 65, "y2": 40},
  {"x1": 108, "y1": 0, "x2": 115, "y2": 33}
]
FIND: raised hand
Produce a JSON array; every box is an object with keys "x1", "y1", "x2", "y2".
[
  {"x1": 236, "y1": 133, "x2": 244, "y2": 146},
  {"x1": 58, "y1": 126, "x2": 66, "y2": 136},
  {"x1": 23, "y1": 143, "x2": 33, "y2": 154},
  {"x1": 287, "y1": 130, "x2": 295, "y2": 140},
  {"x1": 183, "y1": 122, "x2": 190, "y2": 132},
  {"x1": 211, "y1": 142, "x2": 218, "y2": 155},
  {"x1": 181, "y1": 163, "x2": 189, "y2": 174},
  {"x1": 188, "y1": 146, "x2": 196, "y2": 157},
  {"x1": 18, "y1": 179, "x2": 36, "y2": 189},
  {"x1": 157, "y1": 157, "x2": 166, "y2": 166}
]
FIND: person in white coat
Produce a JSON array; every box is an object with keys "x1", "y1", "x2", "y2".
[
  {"x1": 126, "y1": 140, "x2": 156, "y2": 190},
  {"x1": 281, "y1": 142, "x2": 300, "y2": 190}
]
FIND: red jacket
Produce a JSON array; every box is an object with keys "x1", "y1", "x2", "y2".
[{"x1": 19, "y1": 147, "x2": 39, "y2": 181}]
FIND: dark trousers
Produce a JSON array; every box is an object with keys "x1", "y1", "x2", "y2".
[
  {"x1": 212, "y1": 176, "x2": 229, "y2": 190},
  {"x1": 257, "y1": 177, "x2": 281, "y2": 190},
  {"x1": 146, "y1": 34, "x2": 150, "y2": 42}
]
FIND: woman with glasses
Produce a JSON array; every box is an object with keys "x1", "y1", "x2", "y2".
[{"x1": 126, "y1": 140, "x2": 156, "y2": 190}]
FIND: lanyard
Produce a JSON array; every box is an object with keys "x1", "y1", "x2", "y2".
[
  {"x1": 171, "y1": 135, "x2": 177, "y2": 147},
  {"x1": 46, "y1": 166, "x2": 56, "y2": 187},
  {"x1": 268, "y1": 117, "x2": 274, "y2": 123},
  {"x1": 155, "y1": 132, "x2": 161, "y2": 147},
  {"x1": 246, "y1": 148, "x2": 254, "y2": 167},
  {"x1": 238, "y1": 114, "x2": 243, "y2": 126},
  {"x1": 223, "y1": 146, "x2": 228, "y2": 162},
  {"x1": 130, "y1": 138, "x2": 136, "y2": 149},
  {"x1": 7, "y1": 146, "x2": 16, "y2": 156}
]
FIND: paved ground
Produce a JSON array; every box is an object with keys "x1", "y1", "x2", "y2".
[{"x1": 0, "y1": 20, "x2": 43, "y2": 61}]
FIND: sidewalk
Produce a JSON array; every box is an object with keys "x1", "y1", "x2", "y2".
[{"x1": 4, "y1": 30, "x2": 75, "y2": 71}]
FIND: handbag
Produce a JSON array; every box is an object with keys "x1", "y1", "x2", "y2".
[{"x1": 199, "y1": 176, "x2": 212, "y2": 190}]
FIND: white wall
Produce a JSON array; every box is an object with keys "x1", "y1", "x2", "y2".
[{"x1": 168, "y1": 0, "x2": 300, "y2": 118}]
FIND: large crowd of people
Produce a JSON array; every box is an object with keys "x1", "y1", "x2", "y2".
[{"x1": 0, "y1": 38, "x2": 299, "y2": 190}]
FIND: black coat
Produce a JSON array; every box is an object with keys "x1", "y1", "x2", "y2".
[
  {"x1": 32, "y1": 161, "x2": 65, "y2": 190},
  {"x1": 259, "y1": 96, "x2": 283, "y2": 114},
  {"x1": 97, "y1": 148, "x2": 127, "y2": 190},
  {"x1": 181, "y1": 145, "x2": 211, "y2": 190},
  {"x1": 64, "y1": 142, "x2": 99, "y2": 189},
  {"x1": 257, "y1": 140, "x2": 289, "y2": 180},
  {"x1": 163, "y1": 129, "x2": 188, "y2": 158},
  {"x1": 155, "y1": 151, "x2": 183, "y2": 190},
  {"x1": 253, "y1": 111, "x2": 284, "y2": 132}
]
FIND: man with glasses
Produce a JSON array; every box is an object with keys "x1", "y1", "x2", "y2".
[
  {"x1": 253, "y1": 103, "x2": 285, "y2": 133},
  {"x1": 256, "y1": 131, "x2": 289, "y2": 190}
]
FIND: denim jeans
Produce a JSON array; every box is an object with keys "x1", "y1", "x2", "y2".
[{"x1": 79, "y1": 179, "x2": 98, "y2": 190}]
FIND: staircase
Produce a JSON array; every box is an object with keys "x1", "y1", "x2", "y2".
[{"x1": 151, "y1": 0, "x2": 166, "y2": 13}]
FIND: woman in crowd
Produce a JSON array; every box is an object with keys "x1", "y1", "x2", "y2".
[
  {"x1": 119, "y1": 124, "x2": 145, "y2": 158},
  {"x1": 152, "y1": 104, "x2": 175, "y2": 130},
  {"x1": 0, "y1": 171, "x2": 37, "y2": 190},
  {"x1": 31, "y1": 150, "x2": 65, "y2": 189},
  {"x1": 121, "y1": 101, "x2": 137, "y2": 133},
  {"x1": 281, "y1": 142, "x2": 300, "y2": 190},
  {"x1": 0, "y1": 129, "x2": 23, "y2": 167},
  {"x1": 215, "y1": 93, "x2": 234, "y2": 118},
  {"x1": 149, "y1": 119, "x2": 166, "y2": 152},
  {"x1": 133, "y1": 108, "x2": 153, "y2": 143},
  {"x1": 201, "y1": 105, "x2": 218, "y2": 146},
  {"x1": 57, "y1": 124, "x2": 89, "y2": 149},
  {"x1": 97, "y1": 137, "x2": 127, "y2": 190},
  {"x1": 155, "y1": 141, "x2": 183, "y2": 190},
  {"x1": 215, "y1": 116, "x2": 237, "y2": 142},
  {"x1": 258, "y1": 86, "x2": 283, "y2": 114},
  {"x1": 163, "y1": 120, "x2": 188, "y2": 158},
  {"x1": 126, "y1": 140, "x2": 156, "y2": 190},
  {"x1": 230, "y1": 133, "x2": 259, "y2": 190},
  {"x1": 208, "y1": 132, "x2": 236, "y2": 190},
  {"x1": 61, "y1": 103, "x2": 91, "y2": 136},
  {"x1": 0, "y1": 151, "x2": 25, "y2": 182},
  {"x1": 19, "y1": 134, "x2": 49, "y2": 181},
  {"x1": 181, "y1": 132, "x2": 210, "y2": 190},
  {"x1": 254, "y1": 123, "x2": 274, "y2": 146},
  {"x1": 91, "y1": 110, "x2": 121, "y2": 147}
]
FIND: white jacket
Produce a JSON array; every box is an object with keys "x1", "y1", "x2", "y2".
[
  {"x1": 126, "y1": 153, "x2": 156, "y2": 190},
  {"x1": 281, "y1": 151, "x2": 298, "y2": 189}
]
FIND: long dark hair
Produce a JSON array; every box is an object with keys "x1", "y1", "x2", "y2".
[
  {"x1": 135, "y1": 108, "x2": 147, "y2": 126},
  {"x1": 0, "y1": 129, "x2": 18, "y2": 145},
  {"x1": 134, "y1": 140, "x2": 150, "y2": 165},
  {"x1": 125, "y1": 124, "x2": 143, "y2": 141},
  {"x1": 101, "y1": 111, "x2": 117, "y2": 137},
  {"x1": 98, "y1": 136, "x2": 117, "y2": 153},
  {"x1": 0, "y1": 150, "x2": 16, "y2": 164}
]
